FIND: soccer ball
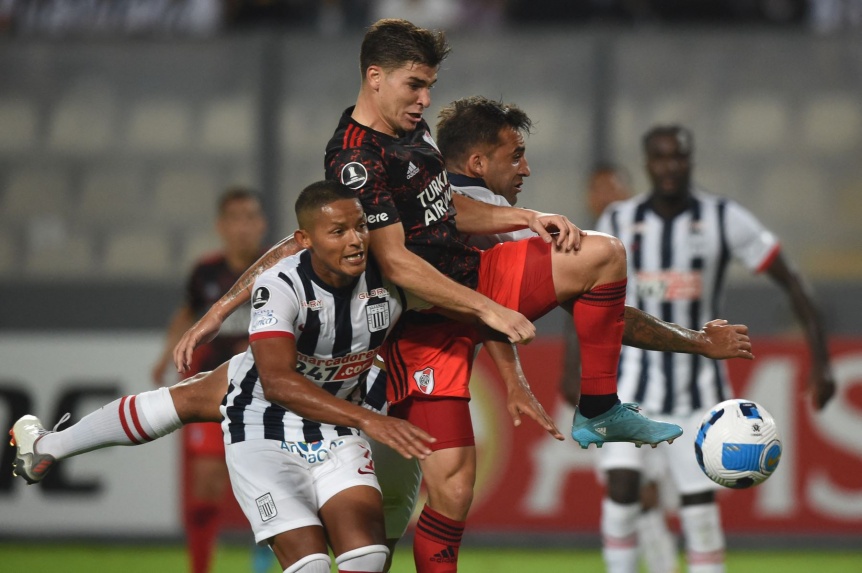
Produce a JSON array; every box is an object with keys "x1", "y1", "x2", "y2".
[{"x1": 694, "y1": 399, "x2": 782, "y2": 489}]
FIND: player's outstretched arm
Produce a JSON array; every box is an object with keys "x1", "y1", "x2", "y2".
[
  {"x1": 764, "y1": 252, "x2": 836, "y2": 410},
  {"x1": 369, "y1": 224, "x2": 536, "y2": 344},
  {"x1": 252, "y1": 336, "x2": 436, "y2": 460},
  {"x1": 173, "y1": 234, "x2": 300, "y2": 371},
  {"x1": 451, "y1": 193, "x2": 584, "y2": 251},
  {"x1": 482, "y1": 332, "x2": 564, "y2": 441},
  {"x1": 622, "y1": 307, "x2": 754, "y2": 360}
]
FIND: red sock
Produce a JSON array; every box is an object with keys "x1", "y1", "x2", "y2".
[
  {"x1": 573, "y1": 279, "x2": 626, "y2": 396},
  {"x1": 184, "y1": 499, "x2": 221, "y2": 573},
  {"x1": 413, "y1": 505, "x2": 464, "y2": 573}
]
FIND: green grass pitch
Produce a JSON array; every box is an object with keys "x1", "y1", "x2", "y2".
[{"x1": 1, "y1": 543, "x2": 861, "y2": 572}]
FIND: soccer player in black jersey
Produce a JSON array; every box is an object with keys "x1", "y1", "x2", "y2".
[
  {"x1": 12, "y1": 20, "x2": 742, "y2": 573},
  {"x1": 319, "y1": 20, "x2": 683, "y2": 573}
]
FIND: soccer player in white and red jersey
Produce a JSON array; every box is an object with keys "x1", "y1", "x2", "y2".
[{"x1": 594, "y1": 125, "x2": 836, "y2": 573}]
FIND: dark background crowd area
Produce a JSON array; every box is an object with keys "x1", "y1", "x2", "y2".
[{"x1": 3, "y1": 0, "x2": 856, "y2": 38}]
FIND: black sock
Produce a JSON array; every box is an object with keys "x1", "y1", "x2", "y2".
[{"x1": 578, "y1": 394, "x2": 620, "y2": 418}]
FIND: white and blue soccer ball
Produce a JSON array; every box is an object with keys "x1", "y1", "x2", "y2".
[{"x1": 694, "y1": 399, "x2": 782, "y2": 489}]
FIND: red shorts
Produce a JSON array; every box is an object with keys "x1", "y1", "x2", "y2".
[
  {"x1": 182, "y1": 421, "x2": 225, "y2": 458},
  {"x1": 477, "y1": 236, "x2": 557, "y2": 321},
  {"x1": 384, "y1": 236, "x2": 557, "y2": 405},
  {"x1": 389, "y1": 396, "x2": 474, "y2": 450}
]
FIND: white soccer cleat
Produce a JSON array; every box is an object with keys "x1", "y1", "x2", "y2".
[{"x1": 9, "y1": 415, "x2": 56, "y2": 485}]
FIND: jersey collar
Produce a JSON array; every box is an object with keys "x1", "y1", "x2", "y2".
[{"x1": 447, "y1": 172, "x2": 487, "y2": 189}]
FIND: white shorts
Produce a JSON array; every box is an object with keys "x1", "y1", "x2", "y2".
[
  {"x1": 367, "y1": 436, "x2": 422, "y2": 540},
  {"x1": 226, "y1": 436, "x2": 381, "y2": 544},
  {"x1": 597, "y1": 410, "x2": 719, "y2": 496}
]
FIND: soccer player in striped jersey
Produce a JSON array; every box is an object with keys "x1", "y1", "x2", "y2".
[
  {"x1": 11, "y1": 181, "x2": 437, "y2": 573},
  {"x1": 595, "y1": 125, "x2": 836, "y2": 573},
  {"x1": 220, "y1": 180, "x2": 437, "y2": 573},
  {"x1": 11, "y1": 119, "x2": 744, "y2": 573},
  {"x1": 562, "y1": 164, "x2": 679, "y2": 573}
]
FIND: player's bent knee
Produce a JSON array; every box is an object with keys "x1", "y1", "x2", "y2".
[
  {"x1": 590, "y1": 233, "x2": 626, "y2": 268},
  {"x1": 335, "y1": 544, "x2": 389, "y2": 573},
  {"x1": 283, "y1": 553, "x2": 331, "y2": 573}
]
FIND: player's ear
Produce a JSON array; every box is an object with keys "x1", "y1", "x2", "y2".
[
  {"x1": 294, "y1": 229, "x2": 312, "y2": 250},
  {"x1": 467, "y1": 152, "x2": 485, "y2": 178},
  {"x1": 365, "y1": 65, "x2": 382, "y2": 90}
]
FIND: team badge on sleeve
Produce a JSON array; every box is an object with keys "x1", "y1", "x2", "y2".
[
  {"x1": 341, "y1": 162, "x2": 368, "y2": 189},
  {"x1": 252, "y1": 287, "x2": 270, "y2": 309},
  {"x1": 365, "y1": 302, "x2": 390, "y2": 332}
]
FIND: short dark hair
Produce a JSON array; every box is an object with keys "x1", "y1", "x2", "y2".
[
  {"x1": 218, "y1": 186, "x2": 261, "y2": 215},
  {"x1": 436, "y1": 96, "x2": 533, "y2": 166},
  {"x1": 642, "y1": 125, "x2": 694, "y2": 156},
  {"x1": 359, "y1": 18, "x2": 450, "y2": 77},
  {"x1": 295, "y1": 180, "x2": 359, "y2": 229}
]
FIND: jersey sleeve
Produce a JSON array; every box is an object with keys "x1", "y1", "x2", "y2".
[
  {"x1": 247, "y1": 272, "x2": 301, "y2": 342},
  {"x1": 724, "y1": 200, "x2": 780, "y2": 273},
  {"x1": 328, "y1": 146, "x2": 402, "y2": 231}
]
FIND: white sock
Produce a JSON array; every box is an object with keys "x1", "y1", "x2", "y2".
[
  {"x1": 335, "y1": 544, "x2": 389, "y2": 572},
  {"x1": 38, "y1": 387, "x2": 182, "y2": 459},
  {"x1": 680, "y1": 503, "x2": 725, "y2": 573},
  {"x1": 283, "y1": 553, "x2": 331, "y2": 573},
  {"x1": 602, "y1": 499, "x2": 640, "y2": 573},
  {"x1": 638, "y1": 508, "x2": 678, "y2": 573}
]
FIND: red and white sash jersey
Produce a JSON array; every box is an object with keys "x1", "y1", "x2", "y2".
[
  {"x1": 597, "y1": 188, "x2": 780, "y2": 416},
  {"x1": 221, "y1": 250, "x2": 422, "y2": 444},
  {"x1": 325, "y1": 107, "x2": 481, "y2": 288}
]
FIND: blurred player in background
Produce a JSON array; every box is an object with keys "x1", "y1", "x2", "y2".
[
  {"x1": 151, "y1": 186, "x2": 269, "y2": 573},
  {"x1": 561, "y1": 164, "x2": 680, "y2": 573},
  {"x1": 593, "y1": 125, "x2": 836, "y2": 573}
]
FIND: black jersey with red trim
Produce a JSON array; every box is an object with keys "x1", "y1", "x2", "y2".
[
  {"x1": 324, "y1": 106, "x2": 481, "y2": 288},
  {"x1": 186, "y1": 252, "x2": 254, "y2": 372}
]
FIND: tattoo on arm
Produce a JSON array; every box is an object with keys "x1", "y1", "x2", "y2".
[
  {"x1": 219, "y1": 236, "x2": 298, "y2": 308},
  {"x1": 623, "y1": 307, "x2": 698, "y2": 353}
]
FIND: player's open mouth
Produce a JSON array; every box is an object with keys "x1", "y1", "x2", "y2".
[{"x1": 344, "y1": 251, "x2": 365, "y2": 263}]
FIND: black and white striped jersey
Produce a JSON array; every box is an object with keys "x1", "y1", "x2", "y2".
[
  {"x1": 221, "y1": 250, "x2": 416, "y2": 444},
  {"x1": 597, "y1": 188, "x2": 780, "y2": 416}
]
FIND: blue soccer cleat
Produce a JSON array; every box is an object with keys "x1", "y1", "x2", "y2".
[{"x1": 571, "y1": 402, "x2": 683, "y2": 449}]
